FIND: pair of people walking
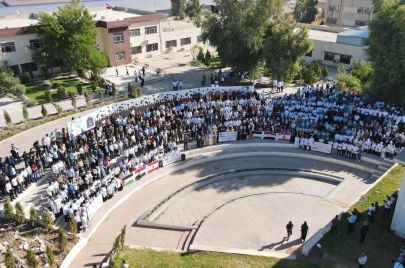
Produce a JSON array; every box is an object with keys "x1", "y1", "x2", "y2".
[{"x1": 286, "y1": 221, "x2": 309, "y2": 242}]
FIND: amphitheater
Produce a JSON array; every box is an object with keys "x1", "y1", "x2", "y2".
[
  {"x1": 0, "y1": 86, "x2": 397, "y2": 267},
  {"x1": 67, "y1": 141, "x2": 393, "y2": 267}
]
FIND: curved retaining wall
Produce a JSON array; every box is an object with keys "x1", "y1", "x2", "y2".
[{"x1": 60, "y1": 144, "x2": 380, "y2": 268}]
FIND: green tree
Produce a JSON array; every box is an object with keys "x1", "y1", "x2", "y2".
[
  {"x1": 35, "y1": 1, "x2": 107, "y2": 76},
  {"x1": 197, "y1": 47, "x2": 205, "y2": 62},
  {"x1": 45, "y1": 90, "x2": 53, "y2": 103},
  {"x1": 0, "y1": 67, "x2": 26, "y2": 99},
  {"x1": 367, "y1": 0, "x2": 405, "y2": 107},
  {"x1": 84, "y1": 90, "x2": 92, "y2": 106},
  {"x1": 5, "y1": 245, "x2": 16, "y2": 268},
  {"x1": 135, "y1": 86, "x2": 143, "y2": 97},
  {"x1": 202, "y1": 0, "x2": 283, "y2": 73},
  {"x1": 204, "y1": 50, "x2": 212, "y2": 65},
  {"x1": 186, "y1": 0, "x2": 202, "y2": 25},
  {"x1": 43, "y1": 210, "x2": 54, "y2": 233},
  {"x1": 70, "y1": 93, "x2": 77, "y2": 108},
  {"x1": 58, "y1": 227, "x2": 68, "y2": 253},
  {"x1": 98, "y1": 89, "x2": 104, "y2": 102},
  {"x1": 293, "y1": 0, "x2": 318, "y2": 23},
  {"x1": 111, "y1": 83, "x2": 117, "y2": 98},
  {"x1": 53, "y1": 103, "x2": 63, "y2": 114},
  {"x1": 336, "y1": 65, "x2": 362, "y2": 92},
  {"x1": 22, "y1": 106, "x2": 29, "y2": 121},
  {"x1": 321, "y1": 66, "x2": 328, "y2": 78},
  {"x1": 46, "y1": 244, "x2": 56, "y2": 267},
  {"x1": 171, "y1": 0, "x2": 186, "y2": 19},
  {"x1": 41, "y1": 104, "x2": 48, "y2": 117},
  {"x1": 120, "y1": 225, "x2": 126, "y2": 250},
  {"x1": 263, "y1": 16, "x2": 312, "y2": 81},
  {"x1": 300, "y1": 60, "x2": 321, "y2": 84},
  {"x1": 29, "y1": 206, "x2": 40, "y2": 227},
  {"x1": 350, "y1": 60, "x2": 373, "y2": 91},
  {"x1": 76, "y1": 84, "x2": 83, "y2": 95},
  {"x1": 127, "y1": 83, "x2": 133, "y2": 97},
  {"x1": 26, "y1": 248, "x2": 39, "y2": 268},
  {"x1": 4, "y1": 198, "x2": 14, "y2": 222},
  {"x1": 3, "y1": 110, "x2": 12, "y2": 125},
  {"x1": 15, "y1": 202, "x2": 26, "y2": 225},
  {"x1": 57, "y1": 85, "x2": 66, "y2": 100}
]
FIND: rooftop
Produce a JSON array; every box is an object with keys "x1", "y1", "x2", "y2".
[
  {"x1": 0, "y1": 17, "x2": 38, "y2": 30},
  {"x1": 92, "y1": 9, "x2": 139, "y2": 22},
  {"x1": 307, "y1": 29, "x2": 337, "y2": 43}
]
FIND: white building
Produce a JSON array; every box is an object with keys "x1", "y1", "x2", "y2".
[
  {"x1": 299, "y1": 24, "x2": 369, "y2": 67},
  {"x1": 391, "y1": 152, "x2": 405, "y2": 238},
  {"x1": 0, "y1": 6, "x2": 204, "y2": 76}
]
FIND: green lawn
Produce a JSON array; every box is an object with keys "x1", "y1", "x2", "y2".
[
  {"x1": 25, "y1": 77, "x2": 88, "y2": 103},
  {"x1": 193, "y1": 57, "x2": 224, "y2": 69},
  {"x1": 112, "y1": 248, "x2": 329, "y2": 268},
  {"x1": 321, "y1": 165, "x2": 404, "y2": 268}
]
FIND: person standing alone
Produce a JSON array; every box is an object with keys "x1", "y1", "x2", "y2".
[
  {"x1": 358, "y1": 253, "x2": 367, "y2": 268},
  {"x1": 286, "y1": 221, "x2": 294, "y2": 240}
]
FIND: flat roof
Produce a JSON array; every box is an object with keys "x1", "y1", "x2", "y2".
[
  {"x1": 92, "y1": 9, "x2": 139, "y2": 22},
  {"x1": 307, "y1": 29, "x2": 337, "y2": 42},
  {"x1": 0, "y1": 17, "x2": 38, "y2": 30},
  {"x1": 337, "y1": 28, "x2": 369, "y2": 39}
]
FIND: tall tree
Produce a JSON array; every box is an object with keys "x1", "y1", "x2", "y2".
[
  {"x1": 171, "y1": 0, "x2": 186, "y2": 19},
  {"x1": 367, "y1": 0, "x2": 405, "y2": 107},
  {"x1": 36, "y1": 1, "x2": 107, "y2": 76},
  {"x1": 202, "y1": 0, "x2": 283, "y2": 74},
  {"x1": 293, "y1": 0, "x2": 318, "y2": 23},
  {"x1": 186, "y1": 0, "x2": 202, "y2": 25},
  {"x1": 263, "y1": 16, "x2": 313, "y2": 81}
]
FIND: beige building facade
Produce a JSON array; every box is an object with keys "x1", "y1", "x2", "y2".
[{"x1": 325, "y1": 0, "x2": 373, "y2": 27}]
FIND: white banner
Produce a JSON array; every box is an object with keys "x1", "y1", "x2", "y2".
[
  {"x1": 147, "y1": 160, "x2": 159, "y2": 174},
  {"x1": 162, "y1": 151, "x2": 182, "y2": 166},
  {"x1": 218, "y1": 131, "x2": 238, "y2": 142},
  {"x1": 311, "y1": 142, "x2": 332, "y2": 154}
]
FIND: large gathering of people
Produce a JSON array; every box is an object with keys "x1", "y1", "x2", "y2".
[{"x1": 0, "y1": 83, "x2": 404, "y2": 234}]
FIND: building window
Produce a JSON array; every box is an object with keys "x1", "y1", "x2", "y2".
[
  {"x1": 180, "y1": 37, "x2": 192, "y2": 46},
  {"x1": 357, "y1": 7, "x2": 370, "y2": 14},
  {"x1": 355, "y1": 20, "x2": 366, "y2": 26},
  {"x1": 324, "y1": 52, "x2": 335, "y2": 61},
  {"x1": 145, "y1": 26, "x2": 157, "y2": 35},
  {"x1": 328, "y1": 5, "x2": 337, "y2": 12},
  {"x1": 305, "y1": 50, "x2": 313, "y2": 57},
  {"x1": 115, "y1": 51, "x2": 126, "y2": 61},
  {"x1": 326, "y1": 17, "x2": 338, "y2": 24},
  {"x1": 197, "y1": 35, "x2": 203, "y2": 43},
  {"x1": 131, "y1": 46, "x2": 142, "y2": 54},
  {"x1": 129, "y1": 28, "x2": 140, "y2": 37},
  {"x1": 113, "y1": 32, "x2": 124, "y2": 44},
  {"x1": 1, "y1": 42, "x2": 16, "y2": 53},
  {"x1": 29, "y1": 39, "x2": 42, "y2": 49},
  {"x1": 165, "y1": 40, "x2": 177, "y2": 49},
  {"x1": 146, "y1": 43, "x2": 158, "y2": 52},
  {"x1": 21, "y1": 62, "x2": 38, "y2": 73},
  {"x1": 339, "y1": 54, "x2": 352, "y2": 64}
]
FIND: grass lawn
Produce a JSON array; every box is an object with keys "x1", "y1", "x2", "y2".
[
  {"x1": 25, "y1": 77, "x2": 89, "y2": 103},
  {"x1": 321, "y1": 165, "x2": 405, "y2": 268},
  {"x1": 112, "y1": 247, "x2": 330, "y2": 268},
  {"x1": 192, "y1": 57, "x2": 224, "y2": 69}
]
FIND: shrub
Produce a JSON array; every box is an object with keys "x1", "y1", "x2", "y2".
[
  {"x1": 70, "y1": 93, "x2": 77, "y2": 109},
  {"x1": 69, "y1": 218, "x2": 78, "y2": 235},
  {"x1": 56, "y1": 86, "x2": 66, "y2": 100},
  {"x1": 22, "y1": 106, "x2": 29, "y2": 121},
  {"x1": 46, "y1": 244, "x2": 55, "y2": 267},
  {"x1": 135, "y1": 86, "x2": 143, "y2": 97},
  {"x1": 111, "y1": 83, "x2": 116, "y2": 98},
  {"x1": 41, "y1": 104, "x2": 48, "y2": 117},
  {"x1": 4, "y1": 198, "x2": 14, "y2": 222},
  {"x1": 321, "y1": 66, "x2": 328, "y2": 78},
  {"x1": 29, "y1": 206, "x2": 40, "y2": 227},
  {"x1": 5, "y1": 245, "x2": 16, "y2": 268},
  {"x1": 120, "y1": 225, "x2": 126, "y2": 250},
  {"x1": 44, "y1": 90, "x2": 53, "y2": 103},
  {"x1": 127, "y1": 83, "x2": 133, "y2": 97},
  {"x1": 84, "y1": 91, "x2": 92, "y2": 106},
  {"x1": 204, "y1": 50, "x2": 212, "y2": 65},
  {"x1": 23, "y1": 97, "x2": 37, "y2": 107},
  {"x1": 197, "y1": 47, "x2": 204, "y2": 62},
  {"x1": 43, "y1": 211, "x2": 54, "y2": 233},
  {"x1": 97, "y1": 89, "x2": 104, "y2": 102},
  {"x1": 53, "y1": 103, "x2": 63, "y2": 114},
  {"x1": 3, "y1": 110, "x2": 11, "y2": 125},
  {"x1": 26, "y1": 248, "x2": 39, "y2": 268},
  {"x1": 76, "y1": 84, "x2": 84, "y2": 95},
  {"x1": 58, "y1": 228, "x2": 68, "y2": 253},
  {"x1": 15, "y1": 202, "x2": 25, "y2": 225}
]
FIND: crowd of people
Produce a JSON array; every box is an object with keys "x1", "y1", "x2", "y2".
[{"x1": 0, "y1": 84, "x2": 404, "y2": 235}]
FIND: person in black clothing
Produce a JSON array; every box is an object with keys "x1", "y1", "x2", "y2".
[
  {"x1": 330, "y1": 215, "x2": 339, "y2": 234},
  {"x1": 301, "y1": 221, "x2": 309, "y2": 242},
  {"x1": 359, "y1": 221, "x2": 370, "y2": 243},
  {"x1": 286, "y1": 221, "x2": 294, "y2": 240}
]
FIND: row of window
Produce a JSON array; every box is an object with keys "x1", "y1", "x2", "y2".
[
  {"x1": 114, "y1": 26, "x2": 158, "y2": 44},
  {"x1": 304, "y1": 51, "x2": 352, "y2": 64},
  {"x1": 117, "y1": 43, "x2": 160, "y2": 60},
  {"x1": 1, "y1": 39, "x2": 42, "y2": 53},
  {"x1": 165, "y1": 37, "x2": 192, "y2": 49}
]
